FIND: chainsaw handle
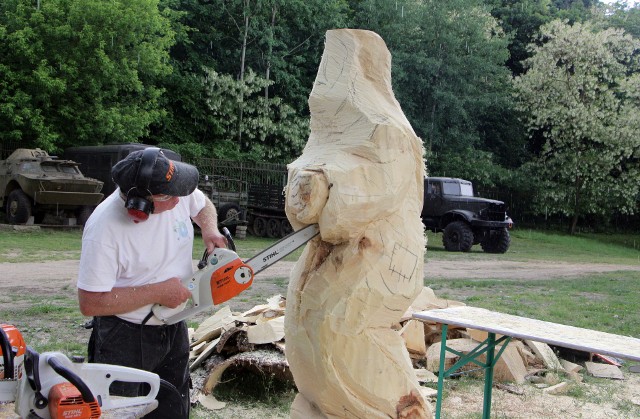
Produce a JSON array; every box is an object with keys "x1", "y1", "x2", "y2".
[
  {"x1": 198, "y1": 227, "x2": 236, "y2": 270},
  {"x1": 47, "y1": 356, "x2": 95, "y2": 404},
  {"x1": 0, "y1": 327, "x2": 14, "y2": 379},
  {"x1": 222, "y1": 227, "x2": 236, "y2": 251}
]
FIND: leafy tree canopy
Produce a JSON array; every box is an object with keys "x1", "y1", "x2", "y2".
[
  {"x1": 0, "y1": 0, "x2": 174, "y2": 152},
  {"x1": 513, "y1": 19, "x2": 640, "y2": 233}
]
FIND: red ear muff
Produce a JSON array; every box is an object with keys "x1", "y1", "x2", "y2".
[
  {"x1": 125, "y1": 195, "x2": 155, "y2": 223},
  {"x1": 124, "y1": 147, "x2": 160, "y2": 222}
]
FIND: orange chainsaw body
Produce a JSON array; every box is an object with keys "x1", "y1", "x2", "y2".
[
  {"x1": 210, "y1": 257, "x2": 254, "y2": 305},
  {"x1": 0, "y1": 323, "x2": 26, "y2": 379},
  {"x1": 48, "y1": 382, "x2": 101, "y2": 419}
]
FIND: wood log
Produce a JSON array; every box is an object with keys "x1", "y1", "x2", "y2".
[
  {"x1": 525, "y1": 340, "x2": 565, "y2": 371},
  {"x1": 401, "y1": 319, "x2": 427, "y2": 357},
  {"x1": 585, "y1": 362, "x2": 624, "y2": 380},
  {"x1": 247, "y1": 316, "x2": 285, "y2": 344},
  {"x1": 284, "y1": 29, "x2": 431, "y2": 418},
  {"x1": 426, "y1": 339, "x2": 527, "y2": 383}
]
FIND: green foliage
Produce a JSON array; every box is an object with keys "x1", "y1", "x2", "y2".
[
  {"x1": 152, "y1": 0, "x2": 347, "y2": 160},
  {"x1": 488, "y1": 0, "x2": 555, "y2": 76},
  {"x1": 427, "y1": 148, "x2": 511, "y2": 188},
  {"x1": 349, "y1": 0, "x2": 523, "y2": 173},
  {"x1": 0, "y1": 0, "x2": 174, "y2": 152},
  {"x1": 596, "y1": 2, "x2": 640, "y2": 38},
  {"x1": 200, "y1": 68, "x2": 308, "y2": 162},
  {"x1": 513, "y1": 20, "x2": 640, "y2": 232}
]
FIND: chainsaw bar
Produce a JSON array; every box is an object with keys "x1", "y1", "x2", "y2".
[
  {"x1": 152, "y1": 223, "x2": 319, "y2": 325},
  {"x1": 245, "y1": 223, "x2": 319, "y2": 274}
]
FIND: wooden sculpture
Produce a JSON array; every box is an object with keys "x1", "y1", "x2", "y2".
[{"x1": 284, "y1": 29, "x2": 432, "y2": 418}]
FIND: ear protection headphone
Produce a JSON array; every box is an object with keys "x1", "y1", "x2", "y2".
[{"x1": 125, "y1": 147, "x2": 161, "y2": 223}]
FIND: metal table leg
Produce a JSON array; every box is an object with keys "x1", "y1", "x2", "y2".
[{"x1": 433, "y1": 325, "x2": 511, "y2": 419}]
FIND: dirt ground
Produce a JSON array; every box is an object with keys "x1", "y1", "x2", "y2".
[
  {"x1": 2, "y1": 258, "x2": 640, "y2": 418},
  {"x1": 3, "y1": 258, "x2": 640, "y2": 294}
]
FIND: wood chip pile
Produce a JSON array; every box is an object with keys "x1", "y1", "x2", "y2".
[{"x1": 189, "y1": 288, "x2": 626, "y2": 411}]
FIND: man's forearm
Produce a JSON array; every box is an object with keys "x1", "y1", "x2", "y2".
[
  {"x1": 193, "y1": 197, "x2": 228, "y2": 251},
  {"x1": 192, "y1": 197, "x2": 218, "y2": 233},
  {"x1": 78, "y1": 283, "x2": 164, "y2": 317}
]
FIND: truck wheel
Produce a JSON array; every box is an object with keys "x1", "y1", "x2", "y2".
[
  {"x1": 281, "y1": 220, "x2": 293, "y2": 237},
  {"x1": 218, "y1": 203, "x2": 241, "y2": 235},
  {"x1": 442, "y1": 221, "x2": 473, "y2": 252},
  {"x1": 267, "y1": 218, "x2": 281, "y2": 238},
  {"x1": 481, "y1": 228, "x2": 511, "y2": 254},
  {"x1": 6, "y1": 190, "x2": 32, "y2": 224},
  {"x1": 253, "y1": 217, "x2": 267, "y2": 237}
]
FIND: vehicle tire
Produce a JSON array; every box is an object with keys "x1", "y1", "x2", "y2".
[
  {"x1": 218, "y1": 203, "x2": 241, "y2": 235},
  {"x1": 253, "y1": 217, "x2": 267, "y2": 237},
  {"x1": 442, "y1": 221, "x2": 473, "y2": 252},
  {"x1": 76, "y1": 206, "x2": 95, "y2": 226},
  {"x1": 267, "y1": 218, "x2": 281, "y2": 238},
  {"x1": 6, "y1": 189, "x2": 32, "y2": 224},
  {"x1": 481, "y1": 228, "x2": 511, "y2": 254},
  {"x1": 280, "y1": 220, "x2": 293, "y2": 237}
]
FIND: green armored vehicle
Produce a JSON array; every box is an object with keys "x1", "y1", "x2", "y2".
[{"x1": 0, "y1": 148, "x2": 104, "y2": 225}]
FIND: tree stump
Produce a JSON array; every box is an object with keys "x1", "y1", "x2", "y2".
[{"x1": 284, "y1": 29, "x2": 431, "y2": 419}]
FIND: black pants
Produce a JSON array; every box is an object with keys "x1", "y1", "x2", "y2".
[{"x1": 88, "y1": 316, "x2": 190, "y2": 419}]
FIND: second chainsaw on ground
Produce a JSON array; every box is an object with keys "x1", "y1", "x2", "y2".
[{"x1": 152, "y1": 223, "x2": 319, "y2": 324}]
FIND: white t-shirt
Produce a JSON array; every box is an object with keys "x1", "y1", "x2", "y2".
[{"x1": 77, "y1": 188, "x2": 206, "y2": 325}]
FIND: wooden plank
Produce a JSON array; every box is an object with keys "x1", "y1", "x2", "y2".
[
  {"x1": 585, "y1": 362, "x2": 624, "y2": 380},
  {"x1": 414, "y1": 306, "x2": 640, "y2": 362}
]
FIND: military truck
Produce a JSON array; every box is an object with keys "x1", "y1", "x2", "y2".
[
  {"x1": 0, "y1": 149, "x2": 104, "y2": 225},
  {"x1": 422, "y1": 177, "x2": 513, "y2": 253}
]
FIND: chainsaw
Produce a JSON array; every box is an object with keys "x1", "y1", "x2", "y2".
[
  {"x1": 14, "y1": 347, "x2": 162, "y2": 419},
  {"x1": 0, "y1": 324, "x2": 26, "y2": 403},
  {"x1": 152, "y1": 223, "x2": 320, "y2": 325},
  {"x1": 0, "y1": 324, "x2": 166, "y2": 418}
]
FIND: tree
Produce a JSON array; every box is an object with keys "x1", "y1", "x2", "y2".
[
  {"x1": 513, "y1": 20, "x2": 640, "y2": 233},
  {"x1": 596, "y1": 1, "x2": 640, "y2": 39},
  {"x1": 349, "y1": 0, "x2": 522, "y2": 172},
  {"x1": 153, "y1": 0, "x2": 348, "y2": 159},
  {"x1": 199, "y1": 68, "x2": 308, "y2": 162},
  {"x1": 0, "y1": 0, "x2": 174, "y2": 152}
]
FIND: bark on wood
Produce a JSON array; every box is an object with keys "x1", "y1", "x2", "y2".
[{"x1": 284, "y1": 29, "x2": 431, "y2": 418}]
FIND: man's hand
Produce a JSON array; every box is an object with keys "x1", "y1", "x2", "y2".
[
  {"x1": 78, "y1": 278, "x2": 192, "y2": 316},
  {"x1": 201, "y1": 229, "x2": 227, "y2": 253},
  {"x1": 156, "y1": 277, "x2": 192, "y2": 308}
]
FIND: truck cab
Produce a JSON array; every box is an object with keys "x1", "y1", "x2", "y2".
[{"x1": 422, "y1": 177, "x2": 513, "y2": 253}]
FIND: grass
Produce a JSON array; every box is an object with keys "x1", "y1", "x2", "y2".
[
  {"x1": 0, "y1": 228, "x2": 303, "y2": 263},
  {"x1": 428, "y1": 271, "x2": 640, "y2": 337},
  {"x1": 0, "y1": 290, "x2": 89, "y2": 355},
  {"x1": 426, "y1": 229, "x2": 640, "y2": 265},
  {"x1": 0, "y1": 228, "x2": 84, "y2": 262},
  {"x1": 2, "y1": 227, "x2": 639, "y2": 265}
]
